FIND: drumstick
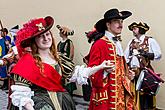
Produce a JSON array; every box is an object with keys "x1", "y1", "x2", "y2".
[{"x1": 0, "y1": 20, "x2": 5, "y2": 37}]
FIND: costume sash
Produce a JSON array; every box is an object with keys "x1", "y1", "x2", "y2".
[{"x1": 11, "y1": 53, "x2": 65, "y2": 92}]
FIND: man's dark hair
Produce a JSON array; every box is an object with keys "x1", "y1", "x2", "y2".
[
  {"x1": 88, "y1": 32, "x2": 104, "y2": 43},
  {"x1": 139, "y1": 27, "x2": 146, "y2": 34},
  {"x1": 0, "y1": 28, "x2": 8, "y2": 34}
]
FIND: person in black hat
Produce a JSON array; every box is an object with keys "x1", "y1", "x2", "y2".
[
  {"x1": 86, "y1": 8, "x2": 136, "y2": 110},
  {"x1": 125, "y1": 22, "x2": 162, "y2": 110}
]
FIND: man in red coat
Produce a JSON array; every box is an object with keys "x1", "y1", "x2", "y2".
[{"x1": 87, "y1": 8, "x2": 135, "y2": 110}]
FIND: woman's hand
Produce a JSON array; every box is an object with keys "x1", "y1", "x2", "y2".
[{"x1": 24, "y1": 102, "x2": 35, "y2": 110}]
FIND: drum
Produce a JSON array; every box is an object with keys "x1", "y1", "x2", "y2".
[{"x1": 136, "y1": 67, "x2": 164, "y2": 95}]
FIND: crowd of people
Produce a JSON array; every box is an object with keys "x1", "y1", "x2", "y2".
[
  {"x1": 0, "y1": 26, "x2": 19, "y2": 90},
  {"x1": 0, "y1": 8, "x2": 163, "y2": 110}
]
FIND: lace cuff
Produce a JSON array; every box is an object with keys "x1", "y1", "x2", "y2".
[
  {"x1": 10, "y1": 85, "x2": 34, "y2": 110},
  {"x1": 70, "y1": 65, "x2": 92, "y2": 85}
]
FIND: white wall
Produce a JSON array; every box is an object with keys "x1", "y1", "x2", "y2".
[{"x1": 1, "y1": 0, "x2": 165, "y2": 108}]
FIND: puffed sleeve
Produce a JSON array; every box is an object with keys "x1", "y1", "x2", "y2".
[
  {"x1": 148, "y1": 38, "x2": 162, "y2": 60},
  {"x1": 10, "y1": 74, "x2": 34, "y2": 110}
]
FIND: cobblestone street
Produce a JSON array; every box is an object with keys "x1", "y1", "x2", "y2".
[
  {"x1": 0, "y1": 80, "x2": 8, "y2": 110},
  {"x1": 0, "y1": 81, "x2": 89, "y2": 110}
]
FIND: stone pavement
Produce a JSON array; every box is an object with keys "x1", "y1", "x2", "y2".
[
  {"x1": 73, "y1": 96, "x2": 89, "y2": 110},
  {"x1": 0, "y1": 80, "x2": 8, "y2": 110},
  {"x1": 0, "y1": 91, "x2": 89, "y2": 110},
  {"x1": 0, "y1": 81, "x2": 89, "y2": 110},
  {"x1": 0, "y1": 92, "x2": 89, "y2": 110},
  {"x1": 0, "y1": 89, "x2": 8, "y2": 110}
]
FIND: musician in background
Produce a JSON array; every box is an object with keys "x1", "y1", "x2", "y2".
[
  {"x1": 0, "y1": 28, "x2": 18, "y2": 91},
  {"x1": 0, "y1": 28, "x2": 8, "y2": 90},
  {"x1": 125, "y1": 22, "x2": 162, "y2": 110},
  {"x1": 56, "y1": 25, "x2": 76, "y2": 96}
]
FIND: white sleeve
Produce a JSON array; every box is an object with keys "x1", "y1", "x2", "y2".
[
  {"x1": 124, "y1": 40, "x2": 132, "y2": 63},
  {"x1": 69, "y1": 65, "x2": 88, "y2": 85},
  {"x1": 12, "y1": 46, "x2": 18, "y2": 55},
  {"x1": 2, "y1": 46, "x2": 18, "y2": 59},
  {"x1": 70, "y1": 64, "x2": 103, "y2": 85},
  {"x1": 10, "y1": 85, "x2": 34, "y2": 110},
  {"x1": 2, "y1": 52, "x2": 13, "y2": 59},
  {"x1": 148, "y1": 38, "x2": 162, "y2": 60},
  {"x1": 70, "y1": 60, "x2": 113, "y2": 85}
]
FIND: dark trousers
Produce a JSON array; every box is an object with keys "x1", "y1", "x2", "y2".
[
  {"x1": 82, "y1": 79, "x2": 91, "y2": 101},
  {"x1": 140, "y1": 94, "x2": 155, "y2": 110}
]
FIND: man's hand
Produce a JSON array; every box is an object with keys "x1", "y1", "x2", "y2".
[
  {"x1": 138, "y1": 49, "x2": 154, "y2": 60},
  {"x1": 100, "y1": 60, "x2": 115, "y2": 69},
  {"x1": 100, "y1": 60, "x2": 115, "y2": 73},
  {"x1": 128, "y1": 69, "x2": 135, "y2": 80},
  {"x1": 141, "y1": 52, "x2": 154, "y2": 60}
]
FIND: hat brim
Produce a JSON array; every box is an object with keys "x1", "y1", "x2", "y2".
[
  {"x1": 128, "y1": 22, "x2": 150, "y2": 32},
  {"x1": 95, "y1": 11, "x2": 132, "y2": 33},
  {"x1": 21, "y1": 16, "x2": 54, "y2": 47},
  {"x1": 32, "y1": 16, "x2": 54, "y2": 38},
  {"x1": 119, "y1": 11, "x2": 132, "y2": 20},
  {"x1": 107, "y1": 11, "x2": 132, "y2": 20},
  {"x1": 128, "y1": 24, "x2": 138, "y2": 31}
]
